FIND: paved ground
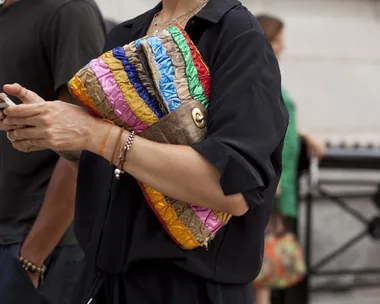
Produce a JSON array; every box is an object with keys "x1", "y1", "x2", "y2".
[{"x1": 312, "y1": 288, "x2": 380, "y2": 304}]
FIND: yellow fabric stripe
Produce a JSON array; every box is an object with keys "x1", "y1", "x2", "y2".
[
  {"x1": 143, "y1": 184, "x2": 201, "y2": 250},
  {"x1": 69, "y1": 75, "x2": 100, "y2": 115},
  {"x1": 102, "y1": 51, "x2": 158, "y2": 126},
  {"x1": 214, "y1": 211, "x2": 233, "y2": 224}
]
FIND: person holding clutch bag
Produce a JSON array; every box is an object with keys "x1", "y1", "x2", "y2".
[{"x1": 2, "y1": 0, "x2": 288, "y2": 303}]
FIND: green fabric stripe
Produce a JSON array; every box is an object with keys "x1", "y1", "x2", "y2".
[{"x1": 167, "y1": 26, "x2": 208, "y2": 108}]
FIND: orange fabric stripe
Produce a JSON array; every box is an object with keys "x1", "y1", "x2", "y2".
[
  {"x1": 68, "y1": 75, "x2": 101, "y2": 116},
  {"x1": 140, "y1": 183, "x2": 201, "y2": 250}
]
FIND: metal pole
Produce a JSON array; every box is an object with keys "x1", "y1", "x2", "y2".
[{"x1": 304, "y1": 156, "x2": 319, "y2": 304}]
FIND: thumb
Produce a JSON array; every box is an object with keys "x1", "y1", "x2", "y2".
[{"x1": 3, "y1": 83, "x2": 44, "y2": 104}]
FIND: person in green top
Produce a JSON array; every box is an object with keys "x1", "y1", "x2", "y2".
[
  {"x1": 280, "y1": 88, "x2": 300, "y2": 218},
  {"x1": 255, "y1": 14, "x2": 325, "y2": 304}
]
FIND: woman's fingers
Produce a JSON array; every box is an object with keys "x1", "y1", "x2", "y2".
[
  {"x1": 3, "y1": 103, "x2": 45, "y2": 119},
  {"x1": 7, "y1": 127, "x2": 45, "y2": 141},
  {"x1": 3, "y1": 113, "x2": 46, "y2": 126},
  {"x1": 1, "y1": 85, "x2": 47, "y2": 126},
  {"x1": 3, "y1": 99, "x2": 95, "y2": 153},
  {"x1": 6, "y1": 126, "x2": 48, "y2": 152},
  {"x1": 10, "y1": 139, "x2": 46, "y2": 153},
  {"x1": 0, "y1": 110, "x2": 25, "y2": 131},
  {"x1": 3, "y1": 83, "x2": 44, "y2": 104},
  {"x1": 1, "y1": 123, "x2": 24, "y2": 131}
]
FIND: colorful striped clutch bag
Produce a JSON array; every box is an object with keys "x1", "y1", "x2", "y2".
[{"x1": 68, "y1": 25, "x2": 232, "y2": 250}]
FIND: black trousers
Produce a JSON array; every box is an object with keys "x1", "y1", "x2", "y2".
[
  {"x1": 68, "y1": 260, "x2": 255, "y2": 304},
  {"x1": 0, "y1": 243, "x2": 84, "y2": 304},
  {"x1": 271, "y1": 280, "x2": 308, "y2": 304}
]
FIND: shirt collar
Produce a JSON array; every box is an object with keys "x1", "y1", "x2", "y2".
[
  {"x1": 196, "y1": 0, "x2": 240, "y2": 23},
  {"x1": 123, "y1": 0, "x2": 241, "y2": 31}
]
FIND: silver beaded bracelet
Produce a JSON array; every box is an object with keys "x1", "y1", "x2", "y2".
[{"x1": 115, "y1": 130, "x2": 136, "y2": 180}]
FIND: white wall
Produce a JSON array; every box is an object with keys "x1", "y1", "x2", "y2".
[
  {"x1": 96, "y1": 0, "x2": 380, "y2": 142},
  {"x1": 253, "y1": 0, "x2": 380, "y2": 143}
]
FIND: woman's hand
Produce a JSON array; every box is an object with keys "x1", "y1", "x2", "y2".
[
  {"x1": 303, "y1": 133, "x2": 325, "y2": 160},
  {"x1": 275, "y1": 182, "x2": 281, "y2": 197},
  {"x1": 3, "y1": 83, "x2": 97, "y2": 153},
  {"x1": 0, "y1": 85, "x2": 41, "y2": 138},
  {"x1": 0, "y1": 110, "x2": 24, "y2": 132}
]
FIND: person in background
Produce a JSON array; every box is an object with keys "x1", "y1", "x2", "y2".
[
  {"x1": 0, "y1": 0, "x2": 105, "y2": 302},
  {"x1": 255, "y1": 14, "x2": 325, "y2": 304}
]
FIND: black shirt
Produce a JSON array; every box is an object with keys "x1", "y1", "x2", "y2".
[
  {"x1": 74, "y1": 0, "x2": 288, "y2": 303},
  {"x1": 0, "y1": 0, "x2": 106, "y2": 245}
]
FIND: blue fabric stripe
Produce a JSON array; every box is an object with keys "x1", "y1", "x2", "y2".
[
  {"x1": 144, "y1": 35, "x2": 181, "y2": 113},
  {"x1": 135, "y1": 38, "x2": 142, "y2": 48},
  {"x1": 112, "y1": 47, "x2": 163, "y2": 118}
]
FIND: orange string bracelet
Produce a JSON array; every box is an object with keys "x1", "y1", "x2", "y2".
[{"x1": 99, "y1": 119, "x2": 115, "y2": 156}]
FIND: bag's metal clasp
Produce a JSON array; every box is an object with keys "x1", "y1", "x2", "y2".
[{"x1": 192, "y1": 108, "x2": 206, "y2": 128}]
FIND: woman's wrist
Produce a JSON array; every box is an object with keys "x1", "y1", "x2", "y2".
[
  {"x1": 85, "y1": 119, "x2": 113, "y2": 154},
  {"x1": 86, "y1": 120, "x2": 130, "y2": 164}
]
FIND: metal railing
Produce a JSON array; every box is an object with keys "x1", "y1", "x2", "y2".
[{"x1": 304, "y1": 145, "x2": 380, "y2": 303}]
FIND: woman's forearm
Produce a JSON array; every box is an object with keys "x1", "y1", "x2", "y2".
[{"x1": 88, "y1": 120, "x2": 249, "y2": 216}]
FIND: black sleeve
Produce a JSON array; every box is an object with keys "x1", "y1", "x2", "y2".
[
  {"x1": 192, "y1": 29, "x2": 289, "y2": 208},
  {"x1": 43, "y1": 0, "x2": 106, "y2": 93}
]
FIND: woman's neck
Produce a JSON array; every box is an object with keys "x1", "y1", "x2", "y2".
[{"x1": 160, "y1": 0, "x2": 202, "y2": 21}]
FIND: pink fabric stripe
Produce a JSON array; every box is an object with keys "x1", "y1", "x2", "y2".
[
  {"x1": 90, "y1": 58, "x2": 148, "y2": 133},
  {"x1": 191, "y1": 206, "x2": 224, "y2": 234}
]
